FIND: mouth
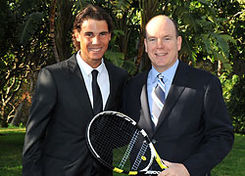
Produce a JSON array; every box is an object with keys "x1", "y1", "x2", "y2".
[
  {"x1": 89, "y1": 47, "x2": 103, "y2": 52},
  {"x1": 155, "y1": 52, "x2": 167, "y2": 57}
]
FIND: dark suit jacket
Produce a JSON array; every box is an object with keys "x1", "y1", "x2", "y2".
[
  {"x1": 123, "y1": 61, "x2": 234, "y2": 176},
  {"x1": 22, "y1": 54, "x2": 129, "y2": 176}
]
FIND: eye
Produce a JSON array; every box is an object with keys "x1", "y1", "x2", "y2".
[
  {"x1": 100, "y1": 32, "x2": 109, "y2": 36},
  {"x1": 85, "y1": 32, "x2": 94, "y2": 37},
  {"x1": 147, "y1": 38, "x2": 157, "y2": 42},
  {"x1": 163, "y1": 36, "x2": 174, "y2": 42}
]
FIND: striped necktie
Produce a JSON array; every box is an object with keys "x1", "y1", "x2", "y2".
[{"x1": 152, "y1": 74, "x2": 166, "y2": 126}]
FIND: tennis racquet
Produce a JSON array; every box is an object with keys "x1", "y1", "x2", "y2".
[{"x1": 86, "y1": 111, "x2": 168, "y2": 175}]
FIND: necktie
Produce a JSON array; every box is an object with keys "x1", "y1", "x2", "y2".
[
  {"x1": 92, "y1": 70, "x2": 103, "y2": 115},
  {"x1": 152, "y1": 74, "x2": 166, "y2": 126}
]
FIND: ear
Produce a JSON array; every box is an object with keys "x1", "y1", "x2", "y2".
[
  {"x1": 144, "y1": 38, "x2": 148, "y2": 53},
  {"x1": 108, "y1": 33, "x2": 111, "y2": 41},
  {"x1": 74, "y1": 29, "x2": 81, "y2": 42},
  {"x1": 177, "y1": 36, "x2": 182, "y2": 51}
]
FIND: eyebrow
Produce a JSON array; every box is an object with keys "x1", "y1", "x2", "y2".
[
  {"x1": 147, "y1": 34, "x2": 174, "y2": 38},
  {"x1": 83, "y1": 31, "x2": 109, "y2": 34}
]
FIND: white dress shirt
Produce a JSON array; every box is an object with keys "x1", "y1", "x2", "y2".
[{"x1": 76, "y1": 52, "x2": 110, "y2": 109}]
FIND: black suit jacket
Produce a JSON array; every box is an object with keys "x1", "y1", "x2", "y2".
[
  {"x1": 22, "y1": 54, "x2": 129, "y2": 176},
  {"x1": 123, "y1": 61, "x2": 234, "y2": 176}
]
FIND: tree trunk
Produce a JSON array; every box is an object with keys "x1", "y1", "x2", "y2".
[
  {"x1": 0, "y1": 105, "x2": 8, "y2": 127},
  {"x1": 135, "y1": 0, "x2": 162, "y2": 73},
  {"x1": 217, "y1": 60, "x2": 222, "y2": 76},
  {"x1": 50, "y1": 0, "x2": 60, "y2": 63},
  {"x1": 135, "y1": 34, "x2": 145, "y2": 74},
  {"x1": 55, "y1": 0, "x2": 73, "y2": 61},
  {"x1": 10, "y1": 101, "x2": 24, "y2": 126}
]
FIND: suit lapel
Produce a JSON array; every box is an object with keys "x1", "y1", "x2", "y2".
[
  {"x1": 138, "y1": 85, "x2": 155, "y2": 138},
  {"x1": 67, "y1": 54, "x2": 94, "y2": 116},
  {"x1": 155, "y1": 61, "x2": 187, "y2": 132},
  {"x1": 103, "y1": 61, "x2": 115, "y2": 110}
]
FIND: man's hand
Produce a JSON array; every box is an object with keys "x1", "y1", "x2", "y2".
[{"x1": 158, "y1": 160, "x2": 190, "y2": 176}]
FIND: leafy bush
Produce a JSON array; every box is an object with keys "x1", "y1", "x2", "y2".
[{"x1": 220, "y1": 73, "x2": 245, "y2": 134}]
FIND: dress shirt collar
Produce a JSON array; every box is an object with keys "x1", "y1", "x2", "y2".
[
  {"x1": 76, "y1": 51, "x2": 105, "y2": 75},
  {"x1": 149, "y1": 59, "x2": 179, "y2": 84}
]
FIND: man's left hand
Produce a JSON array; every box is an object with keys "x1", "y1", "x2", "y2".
[{"x1": 158, "y1": 160, "x2": 190, "y2": 176}]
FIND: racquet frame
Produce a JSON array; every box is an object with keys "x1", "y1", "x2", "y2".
[{"x1": 86, "y1": 111, "x2": 168, "y2": 175}]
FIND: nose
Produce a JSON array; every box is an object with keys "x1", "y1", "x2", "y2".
[
  {"x1": 92, "y1": 35, "x2": 100, "y2": 44},
  {"x1": 157, "y1": 39, "x2": 164, "y2": 48}
]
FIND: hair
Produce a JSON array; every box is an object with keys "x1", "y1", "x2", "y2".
[
  {"x1": 72, "y1": 4, "x2": 113, "y2": 51},
  {"x1": 144, "y1": 15, "x2": 179, "y2": 38},
  {"x1": 171, "y1": 18, "x2": 179, "y2": 37}
]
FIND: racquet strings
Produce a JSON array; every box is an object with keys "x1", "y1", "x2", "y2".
[{"x1": 88, "y1": 113, "x2": 152, "y2": 172}]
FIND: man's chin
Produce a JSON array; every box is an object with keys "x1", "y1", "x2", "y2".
[{"x1": 90, "y1": 53, "x2": 104, "y2": 60}]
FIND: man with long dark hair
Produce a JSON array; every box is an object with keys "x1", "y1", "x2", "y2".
[{"x1": 22, "y1": 5, "x2": 128, "y2": 176}]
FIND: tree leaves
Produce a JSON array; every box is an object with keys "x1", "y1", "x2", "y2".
[{"x1": 19, "y1": 12, "x2": 44, "y2": 45}]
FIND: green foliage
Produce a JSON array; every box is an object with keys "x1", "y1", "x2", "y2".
[
  {"x1": 0, "y1": 129, "x2": 244, "y2": 176},
  {"x1": 161, "y1": 0, "x2": 237, "y2": 73},
  {"x1": 0, "y1": 0, "x2": 54, "y2": 128},
  {"x1": 227, "y1": 75, "x2": 245, "y2": 134},
  {"x1": 8, "y1": 123, "x2": 25, "y2": 129},
  {"x1": 1, "y1": 0, "x2": 244, "y2": 128},
  {"x1": 220, "y1": 74, "x2": 239, "y2": 102},
  {"x1": 19, "y1": 12, "x2": 45, "y2": 45},
  {"x1": 212, "y1": 0, "x2": 245, "y2": 75},
  {"x1": 105, "y1": 50, "x2": 124, "y2": 67},
  {"x1": 0, "y1": 128, "x2": 25, "y2": 176},
  {"x1": 211, "y1": 134, "x2": 245, "y2": 176},
  {"x1": 104, "y1": 28, "x2": 137, "y2": 74},
  {"x1": 220, "y1": 73, "x2": 245, "y2": 134},
  {"x1": 197, "y1": 32, "x2": 234, "y2": 71}
]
